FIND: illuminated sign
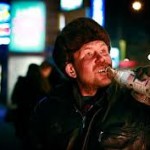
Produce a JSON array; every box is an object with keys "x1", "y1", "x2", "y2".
[
  {"x1": 0, "y1": 23, "x2": 10, "y2": 36},
  {"x1": 60, "y1": 0, "x2": 83, "y2": 11},
  {"x1": 90, "y1": 0, "x2": 105, "y2": 26},
  {"x1": 110, "y1": 47, "x2": 120, "y2": 68},
  {"x1": 0, "y1": 3, "x2": 10, "y2": 23},
  {"x1": 0, "y1": 3, "x2": 10, "y2": 45},
  {"x1": 9, "y1": 1, "x2": 46, "y2": 53}
]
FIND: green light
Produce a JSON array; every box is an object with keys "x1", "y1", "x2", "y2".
[{"x1": 9, "y1": 1, "x2": 46, "y2": 53}]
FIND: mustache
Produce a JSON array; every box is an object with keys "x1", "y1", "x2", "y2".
[{"x1": 94, "y1": 63, "x2": 112, "y2": 70}]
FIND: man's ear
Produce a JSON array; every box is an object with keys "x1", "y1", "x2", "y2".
[{"x1": 65, "y1": 63, "x2": 77, "y2": 78}]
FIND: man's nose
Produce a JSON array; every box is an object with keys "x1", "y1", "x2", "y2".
[{"x1": 95, "y1": 52, "x2": 105, "y2": 63}]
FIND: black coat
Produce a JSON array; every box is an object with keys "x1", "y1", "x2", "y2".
[{"x1": 30, "y1": 81, "x2": 150, "y2": 150}]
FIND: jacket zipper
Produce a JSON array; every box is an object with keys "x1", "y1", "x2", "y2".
[{"x1": 74, "y1": 105, "x2": 94, "y2": 129}]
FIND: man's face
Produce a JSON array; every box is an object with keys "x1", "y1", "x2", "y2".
[{"x1": 71, "y1": 40, "x2": 112, "y2": 95}]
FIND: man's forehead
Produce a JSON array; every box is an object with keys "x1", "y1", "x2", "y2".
[{"x1": 80, "y1": 40, "x2": 107, "y2": 49}]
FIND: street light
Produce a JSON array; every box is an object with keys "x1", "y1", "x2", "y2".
[{"x1": 132, "y1": 0, "x2": 142, "y2": 11}]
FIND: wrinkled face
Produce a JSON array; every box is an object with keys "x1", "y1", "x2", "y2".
[{"x1": 66, "y1": 40, "x2": 112, "y2": 96}]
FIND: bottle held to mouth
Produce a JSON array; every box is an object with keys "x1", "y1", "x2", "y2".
[{"x1": 107, "y1": 67, "x2": 150, "y2": 100}]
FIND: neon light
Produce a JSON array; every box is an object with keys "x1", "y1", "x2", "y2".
[
  {"x1": 0, "y1": 3, "x2": 10, "y2": 23},
  {"x1": 110, "y1": 47, "x2": 120, "y2": 68},
  {"x1": 0, "y1": 37, "x2": 10, "y2": 45},
  {"x1": 0, "y1": 23, "x2": 10, "y2": 36},
  {"x1": 90, "y1": 0, "x2": 105, "y2": 26},
  {"x1": 0, "y1": 3, "x2": 10, "y2": 45},
  {"x1": 60, "y1": 0, "x2": 83, "y2": 11},
  {"x1": 59, "y1": 13, "x2": 65, "y2": 31},
  {"x1": 9, "y1": 1, "x2": 46, "y2": 53}
]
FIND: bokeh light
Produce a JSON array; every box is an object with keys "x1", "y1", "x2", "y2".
[{"x1": 132, "y1": 1, "x2": 142, "y2": 11}]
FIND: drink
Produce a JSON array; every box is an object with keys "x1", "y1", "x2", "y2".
[{"x1": 107, "y1": 67, "x2": 150, "y2": 99}]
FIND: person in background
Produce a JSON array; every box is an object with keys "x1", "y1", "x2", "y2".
[
  {"x1": 9, "y1": 60, "x2": 62, "y2": 149},
  {"x1": 39, "y1": 60, "x2": 53, "y2": 98},
  {"x1": 30, "y1": 17, "x2": 150, "y2": 150},
  {"x1": 10, "y1": 63, "x2": 41, "y2": 149},
  {"x1": 39, "y1": 59, "x2": 65, "y2": 97}
]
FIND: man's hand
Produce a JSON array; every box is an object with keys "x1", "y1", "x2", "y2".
[
  {"x1": 134, "y1": 65, "x2": 150, "y2": 81},
  {"x1": 132, "y1": 65, "x2": 150, "y2": 106}
]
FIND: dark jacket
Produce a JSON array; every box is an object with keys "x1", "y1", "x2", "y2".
[
  {"x1": 11, "y1": 73, "x2": 49, "y2": 138},
  {"x1": 30, "y1": 81, "x2": 150, "y2": 150}
]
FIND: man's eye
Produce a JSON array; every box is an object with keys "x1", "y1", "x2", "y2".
[
  {"x1": 100, "y1": 49, "x2": 109, "y2": 55},
  {"x1": 86, "y1": 52, "x2": 93, "y2": 56}
]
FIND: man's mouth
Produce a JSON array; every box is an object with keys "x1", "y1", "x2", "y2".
[{"x1": 98, "y1": 68, "x2": 107, "y2": 73}]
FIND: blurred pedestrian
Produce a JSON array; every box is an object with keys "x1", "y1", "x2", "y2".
[
  {"x1": 9, "y1": 60, "x2": 65, "y2": 149},
  {"x1": 7, "y1": 63, "x2": 40, "y2": 149}
]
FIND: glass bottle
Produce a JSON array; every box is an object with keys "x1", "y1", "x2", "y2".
[{"x1": 107, "y1": 67, "x2": 150, "y2": 105}]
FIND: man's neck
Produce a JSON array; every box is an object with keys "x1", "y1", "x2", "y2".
[{"x1": 77, "y1": 82, "x2": 98, "y2": 96}]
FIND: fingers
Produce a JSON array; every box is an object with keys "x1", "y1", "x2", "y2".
[
  {"x1": 144, "y1": 65, "x2": 150, "y2": 76},
  {"x1": 132, "y1": 91, "x2": 150, "y2": 106},
  {"x1": 135, "y1": 65, "x2": 150, "y2": 81}
]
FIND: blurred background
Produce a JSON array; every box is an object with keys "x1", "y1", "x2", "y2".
[{"x1": 0, "y1": 0, "x2": 149, "y2": 149}]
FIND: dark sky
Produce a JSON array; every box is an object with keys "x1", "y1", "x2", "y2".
[
  {"x1": 105, "y1": 0, "x2": 150, "y2": 65},
  {"x1": 105, "y1": 0, "x2": 150, "y2": 39}
]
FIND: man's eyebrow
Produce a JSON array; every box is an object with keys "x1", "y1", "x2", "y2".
[
  {"x1": 82, "y1": 44, "x2": 96, "y2": 49},
  {"x1": 80, "y1": 46, "x2": 92, "y2": 51}
]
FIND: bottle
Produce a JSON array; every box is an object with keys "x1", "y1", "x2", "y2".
[{"x1": 107, "y1": 67, "x2": 150, "y2": 98}]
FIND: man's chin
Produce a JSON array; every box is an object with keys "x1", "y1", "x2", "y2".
[{"x1": 97, "y1": 79, "x2": 112, "y2": 88}]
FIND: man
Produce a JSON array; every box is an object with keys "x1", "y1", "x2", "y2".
[{"x1": 30, "y1": 17, "x2": 150, "y2": 150}]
